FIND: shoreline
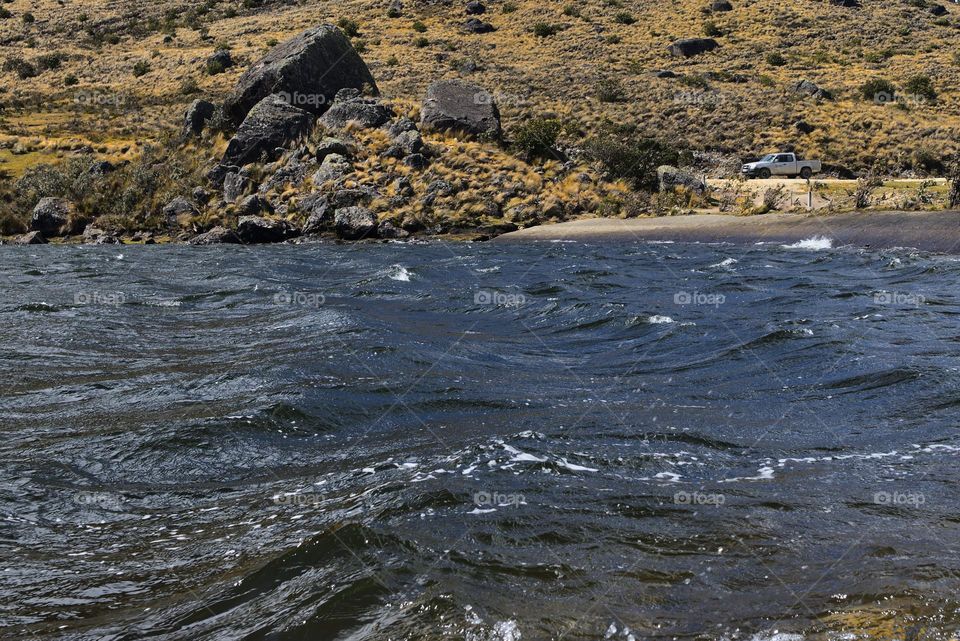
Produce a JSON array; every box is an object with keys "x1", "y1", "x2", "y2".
[{"x1": 494, "y1": 210, "x2": 960, "y2": 253}]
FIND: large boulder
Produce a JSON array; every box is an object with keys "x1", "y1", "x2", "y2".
[
  {"x1": 463, "y1": 18, "x2": 495, "y2": 33},
  {"x1": 667, "y1": 38, "x2": 719, "y2": 57},
  {"x1": 318, "y1": 88, "x2": 392, "y2": 130},
  {"x1": 420, "y1": 79, "x2": 501, "y2": 137},
  {"x1": 383, "y1": 130, "x2": 423, "y2": 158},
  {"x1": 300, "y1": 194, "x2": 332, "y2": 234},
  {"x1": 335, "y1": 206, "x2": 378, "y2": 240},
  {"x1": 30, "y1": 197, "x2": 72, "y2": 236},
  {"x1": 222, "y1": 94, "x2": 316, "y2": 167},
  {"x1": 236, "y1": 215, "x2": 298, "y2": 243},
  {"x1": 189, "y1": 226, "x2": 242, "y2": 245},
  {"x1": 657, "y1": 166, "x2": 706, "y2": 194},
  {"x1": 710, "y1": 0, "x2": 733, "y2": 10},
  {"x1": 183, "y1": 99, "x2": 216, "y2": 137},
  {"x1": 223, "y1": 24, "x2": 378, "y2": 127}
]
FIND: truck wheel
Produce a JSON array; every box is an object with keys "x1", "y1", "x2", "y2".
[
  {"x1": 800, "y1": 167, "x2": 812, "y2": 179},
  {"x1": 758, "y1": 168, "x2": 771, "y2": 179}
]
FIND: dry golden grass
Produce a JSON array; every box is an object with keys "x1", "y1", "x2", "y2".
[{"x1": 0, "y1": 0, "x2": 957, "y2": 235}]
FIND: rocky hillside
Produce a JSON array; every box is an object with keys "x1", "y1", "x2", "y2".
[{"x1": 0, "y1": 0, "x2": 959, "y2": 242}]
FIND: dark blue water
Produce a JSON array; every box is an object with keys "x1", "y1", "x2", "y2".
[{"x1": 2, "y1": 239, "x2": 960, "y2": 640}]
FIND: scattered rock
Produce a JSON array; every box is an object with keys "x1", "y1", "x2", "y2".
[
  {"x1": 15, "y1": 230, "x2": 47, "y2": 245},
  {"x1": 463, "y1": 18, "x2": 496, "y2": 33},
  {"x1": 162, "y1": 196, "x2": 199, "y2": 225},
  {"x1": 312, "y1": 153, "x2": 353, "y2": 185},
  {"x1": 655, "y1": 70, "x2": 678, "y2": 78},
  {"x1": 383, "y1": 130, "x2": 423, "y2": 158},
  {"x1": 236, "y1": 215, "x2": 297, "y2": 243},
  {"x1": 829, "y1": 0, "x2": 860, "y2": 7},
  {"x1": 420, "y1": 79, "x2": 501, "y2": 137},
  {"x1": 793, "y1": 79, "x2": 833, "y2": 100},
  {"x1": 466, "y1": 1, "x2": 486, "y2": 14},
  {"x1": 88, "y1": 160, "x2": 115, "y2": 176},
  {"x1": 223, "y1": 171, "x2": 252, "y2": 203},
  {"x1": 795, "y1": 120, "x2": 815, "y2": 134},
  {"x1": 183, "y1": 99, "x2": 217, "y2": 137},
  {"x1": 427, "y1": 179, "x2": 456, "y2": 197},
  {"x1": 222, "y1": 94, "x2": 316, "y2": 167},
  {"x1": 236, "y1": 194, "x2": 274, "y2": 217},
  {"x1": 656, "y1": 165, "x2": 706, "y2": 194},
  {"x1": 315, "y1": 137, "x2": 349, "y2": 162},
  {"x1": 189, "y1": 226, "x2": 242, "y2": 245},
  {"x1": 929, "y1": 4, "x2": 947, "y2": 15},
  {"x1": 223, "y1": 24, "x2": 379, "y2": 127},
  {"x1": 331, "y1": 187, "x2": 375, "y2": 209},
  {"x1": 300, "y1": 194, "x2": 332, "y2": 234},
  {"x1": 667, "y1": 38, "x2": 719, "y2": 58},
  {"x1": 386, "y1": 117, "x2": 418, "y2": 138},
  {"x1": 710, "y1": 0, "x2": 733, "y2": 10},
  {"x1": 378, "y1": 221, "x2": 410, "y2": 239},
  {"x1": 318, "y1": 89, "x2": 392, "y2": 130},
  {"x1": 206, "y1": 49, "x2": 233, "y2": 71},
  {"x1": 30, "y1": 197, "x2": 73, "y2": 236},
  {"x1": 394, "y1": 176, "x2": 414, "y2": 198},
  {"x1": 335, "y1": 206, "x2": 378, "y2": 240},
  {"x1": 82, "y1": 226, "x2": 121, "y2": 244},
  {"x1": 193, "y1": 186, "x2": 212, "y2": 203},
  {"x1": 404, "y1": 153, "x2": 429, "y2": 169},
  {"x1": 259, "y1": 156, "x2": 317, "y2": 192}
]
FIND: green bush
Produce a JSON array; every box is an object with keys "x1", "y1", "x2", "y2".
[
  {"x1": 513, "y1": 118, "x2": 563, "y2": 157},
  {"x1": 595, "y1": 77, "x2": 626, "y2": 102},
  {"x1": 132, "y1": 60, "x2": 150, "y2": 77},
  {"x1": 22, "y1": 12, "x2": 34, "y2": 23},
  {"x1": 585, "y1": 131, "x2": 684, "y2": 192},
  {"x1": 64, "y1": 73, "x2": 78, "y2": 86},
  {"x1": 766, "y1": 51, "x2": 785, "y2": 66},
  {"x1": 502, "y1": 2, "x2": 518, "y2": 13},
  {"x1": 413, "y1": 36, "x2": 429, "y2": 48},
  {"x1": 614, "y1": 11, "x2": 636, "y2": 24},
  {"x1": 337, "y1": 18, "x2": 360, "y2": 38},
  {"x1": 702, "y1": 20, "x2": 722, "y2": 36},
  {"x1": 532, "y1": 22, "x2": 560, "y2": 37},
  {"x1": 412, "y1": 20, "x2": 427, "y2": 33},
  {"x1": 903, "y1": 74, "x2": 936, "y2": 102},
  {"x1": 859, "y1": 78, "x2": 895, "y2": 102}
]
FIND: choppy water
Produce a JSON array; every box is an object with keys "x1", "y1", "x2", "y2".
[{"x1": 2, "y1": 239, "x2": 960, "y2": 640}]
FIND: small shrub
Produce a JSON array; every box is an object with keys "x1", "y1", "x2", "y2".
[
  {"x1": 413, "y1": 36, "x2": 429, "y2": 48},
  {"x1": 585, "y1": 131, "x2": 683, "y2": 192},
  {"x1": 614, "y1": 11, "x2": 636, "y2": 24},
  {"x1": 0, "y1": 8, "x2": 10, "y2": 18},
  {"x1": 859, "y1": 78, "x2": 895, "y2": 102},
  {"x1": 903, "y1": 74, "x2": 936, "y2": 102},
  {"x1": 513, "y1": 118, "x2": 563, "y2": 157},
  {"x1": 4, "y1": 58, "x2": 36, "y2": 79},
  {"x1": 133, "y1": 61, "x2": 150, "y2": 77},
  {"x1": 412, "y1": 20, "x2": 427, "y2": 33},
  {"x1": 702, "y1": 20, "x2": 722, "y2": 37},
  {"x1": 337, "y1": 18, "x2": 360, "y2": 38},
  {"x1": 502, "y1": 2, "x2": 518, "y2": 13},
  {"x1": 64, "y1": 73, "x2": 78, "y2": 86},
  {"x1": 266, "y1": 37, "x2": 278, "y2": 47},
  {"x1": 595, "y1": 77, "x2": 626, "y2": 102},
  {"x1": 179, "y1": 77, "x2": 199, "y2": 94},
  {"x1": 766, "y1": 51, "x2": 785, "y2": 66},
  {"x1": 22, "y1": 12, "x2": 35, "y2": 23},
  {"x1": 532, "y1": 22, "x2": 560, "y2": 37},
  {"x1": 205, "y1": 59, "x2": 224, "y2": 75},
  {"x1": 563, "y1": 4, "x2": 581, "y2": 17}
]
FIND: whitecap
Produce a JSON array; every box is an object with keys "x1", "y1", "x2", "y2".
[
  {"x1": 648, "y1": 315, "x2": 675, "y2": 324},
  {"x1": 388, "y1": 265, "x2": 412, "y2": 281},
  {"x1": 710, "y1": 257, "x2": 738, "y2": 268},
  {"x1": 782, "y1": 236, "x2": 833, "y2": 250}
]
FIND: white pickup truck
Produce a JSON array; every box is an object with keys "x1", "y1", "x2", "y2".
[{"x1": 741, "y1": 153, "x2": 822, "y2": 179}]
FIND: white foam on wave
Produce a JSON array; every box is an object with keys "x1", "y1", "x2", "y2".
[
  {"x1": 782, "y1": 236, "x2": 833, "y2": 250},
  {"x1": 648, "y1": 315, "x2": 675, "y2": 324},
  {"x1": 710, "y1": 257, "x2": 738, "y2": 268},
  {"x1": 388, "y1": 265, "x2": 412, "y2": 281}
]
